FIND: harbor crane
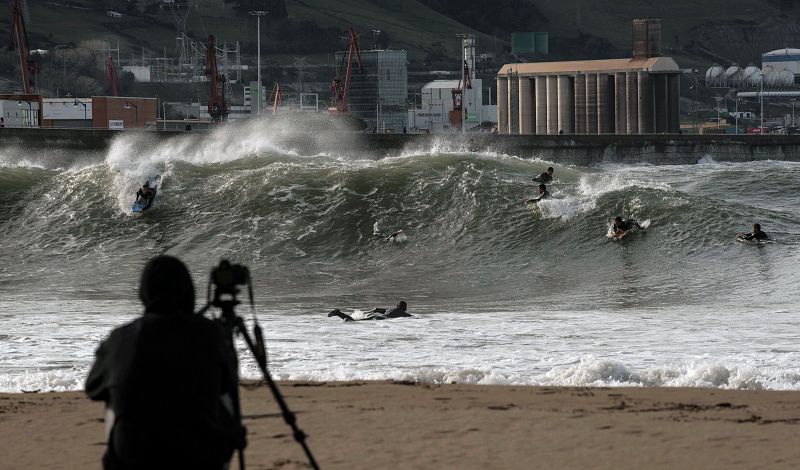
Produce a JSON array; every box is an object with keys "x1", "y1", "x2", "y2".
[
  {"x1": 205, "y1": 34, "x2": 228, "y2": 123},
  {"x1": 8, "y1": 0, "x2": 38, "y2": 94},
  {"x1": 270, "y1": 82, "x2": 282, "y2": 115},
  {"x1": 329, "y1": 27, "x2": 362, "y2": 114},
  {"x1": 106, "y1": 56, "x2": 119, "y2": 96},
  {"x1": 449, "y1": 60, "x2": 472, "y2": 129}
]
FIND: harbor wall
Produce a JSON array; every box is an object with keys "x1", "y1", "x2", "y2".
[{"x1": 1, "y1": 127, "x2": 799, "y2": 166}]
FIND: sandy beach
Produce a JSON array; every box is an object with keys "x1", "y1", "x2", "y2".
[{"x1": 2, "y1": 381, "x2": 800, "y2": 469}]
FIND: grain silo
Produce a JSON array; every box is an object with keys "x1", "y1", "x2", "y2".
[{"x1": 496, "y1": 18, "x2": 681, "y2": 134}]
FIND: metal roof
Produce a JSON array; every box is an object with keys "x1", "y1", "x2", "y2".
[
  {"x1": 497, "y1": 57, "x2": 680, "y2": 76},
  {"x1": 763, "y1": 48, "x2": 800, "y2": 56}
]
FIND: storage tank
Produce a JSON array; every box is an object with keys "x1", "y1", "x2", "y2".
[
  {"x1": 743, "y1": 65, "x2": 761, "y2": 87},
  {"x1": 778, "y1": 70, "x2": 794, "y2": 88},
  {"x1": 705, "y1": 66, "x2": 725, "y2": 87},
  {"x1": 762, "y1": 65, "x2": 777, "y2": 88},
  {"x1": 723, "y1": 65, "x2": 743, "y2": 88}
]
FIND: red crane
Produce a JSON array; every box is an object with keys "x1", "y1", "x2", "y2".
[
  {"x1": 205, "y1": 34, "x2": 228, "y2": 123},
  {"x1": 271, "y1": 82, "x2": 282, "y2": 115},
  {"x1": 449, "y1": 60, "x2": 472, "y2": 129},
  {"x1": 8, "y1": 0, "x2": 38, "y2": 94},
  {"x1": 106, "y1": 56, "x2": 119, "y2": 96},
  {"x1": 329, "y1": 28, "x2": 362, "y2": 114}
]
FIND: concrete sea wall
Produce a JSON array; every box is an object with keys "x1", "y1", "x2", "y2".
[{"x1": 1, "y1": 127, "x2": 799, "y2": 165}]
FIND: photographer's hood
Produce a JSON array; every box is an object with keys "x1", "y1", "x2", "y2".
[{"x1": 139, "y1": 255, "x2": 195, "y2": 315}]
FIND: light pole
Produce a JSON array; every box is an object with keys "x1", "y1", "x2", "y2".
[
  {"x1": 124, "y1": 101, "x2": 139, "y2": 128},
  {"x1": 249, "y1": 10, "x2": 268, "y2": 116},
  {"x1": 760, "y1": 73, "x2": 764, "y2": 132},
  {"x1": 73, "y1": 99, "x2": 87, "y2": 122},
  {"x1": 792, "y1": 98, "x2": 796, "y2": 127},
  {"x1": 714, "y1": 96, "x2": 723, "y2": 129},
  {"x1": 734, "y1": 95, "x2": 739, "y2": 134},
  {"x1": 17, "y1": 99, "x2": 33, "y2": 126}
]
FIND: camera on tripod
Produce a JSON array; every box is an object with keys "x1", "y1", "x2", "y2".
[
  {"x1": 199, "y1": 258, "x2": 319, "y2": 470},
  {"x1": 210, "y1": 260, "x2": 251, "y2": 298}
]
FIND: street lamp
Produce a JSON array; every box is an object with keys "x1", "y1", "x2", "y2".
[
  {"x1": 249, "y1": 10, "x2": 268, "y2": 116},
  {"x1": 714, "y1": 96, "x2": 723, "y2": 129},
  {"x1": 124, "y1": 101, "x2": 139, "y2": 128},
  {"x1": 73, "y1": 99, "x2": 88, "y2": 121},
  {"x1": 792, "y1": 98, "x2": 797, "y2": 128},
  {"x1": 17, "y1": 99, "x2": 33, "y2": 126}
]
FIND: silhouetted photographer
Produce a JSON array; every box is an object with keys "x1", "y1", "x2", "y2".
[
  {"x1": 87, "y1": 256, "x2": 318, "y2": 470},
  {"x1": 86, "y1": 256, "x2": 244, "y2": 470}
]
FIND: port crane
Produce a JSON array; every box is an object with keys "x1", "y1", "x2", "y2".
[
  {"x1": 329, "y1": 28, "x2": 362, "y2": 114},
  {"x1": 205, "y1": 34, "x2": 228, "y2": 123},
  {"x1": 449, "y1": 60, "x2": 472, "y2": 129},
  {"x1": 106, "y1": 56, "x2": 119, "y2": 96},
  {"x1": 270, "y1": 82, "x2": 282, "y2": 115},
  {"x1": 8, "y1": 0, "x2": 38, "y2": 94}
]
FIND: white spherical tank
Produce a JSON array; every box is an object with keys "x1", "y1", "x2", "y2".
[
  {"x1": 778, "y1": 70, "x2": 795, "y2": 87},
  {"x1": 705, "y1": 66, "x2": 725, "y2": 86},
  {"x1": 762, "y1": 65, "x2": 778, "y2": 88},
  {"x1": 743, "y1": 65, "x2": 761, "y2": 87},
  {"x1": 724, "y1": 65, "x2": 744, "y2": 87}
]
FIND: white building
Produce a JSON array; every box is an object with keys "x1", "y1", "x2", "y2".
[
  {"x1": 762, "y1": 48, "x2": 800, "y2": 77},
  {"x1": 122, "y1": 66, "x2": 152, "y2": 83},
  {"x1": 42, "y1": 98, "x2": 92, "y2": 128},
  {"x1": 0, "y1": 99, "x2": 40, "y2": 127},
  {"x1": 409, "y1": 79, "x2": 497, "y2": 132}
]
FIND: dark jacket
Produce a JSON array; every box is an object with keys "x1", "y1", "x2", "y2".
[{"x1": 86, "y1": 256, "x2": 240, "y2": 470}]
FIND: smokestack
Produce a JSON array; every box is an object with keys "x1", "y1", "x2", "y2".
[{"x1": 632, "y1": 18, "x2": 662, "y2": 59}]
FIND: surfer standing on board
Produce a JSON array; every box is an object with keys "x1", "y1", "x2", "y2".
[
  {"x1": 526, "y1": 184, "x2": 551, "y2": 204},
  {"x1": 737, "y1": 223, "x2": 769, "y2": 241}
]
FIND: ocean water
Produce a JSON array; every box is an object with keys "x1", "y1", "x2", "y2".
[{"x1": 1, "y1": 119, "x2": 799, "y2": 392}]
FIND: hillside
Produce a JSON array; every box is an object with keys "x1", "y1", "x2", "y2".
[
  {"x1": 1, "y1": 0, "x2": 799, "y2": 101},
  {"x1": 14, "y1": 0, "x2": 800, "y2": 66}
]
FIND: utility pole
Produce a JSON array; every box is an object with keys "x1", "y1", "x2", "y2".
[{"x1": 249, "y1": 10, "x2": 268, "y2": 115}]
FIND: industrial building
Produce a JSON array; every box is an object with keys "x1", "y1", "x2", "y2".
[
  {"x1": 410, "y1": 35, "x2": 497, "y2": 132},
  {"x1": 496, "y1": 18, "x2": 682, "y2": 135},
  {"x1": 41, "y1": 98, "x2": 93, "y2": 128},
  {"x1": 334, "y1": 49, "x2": 408, "y2": 132}
]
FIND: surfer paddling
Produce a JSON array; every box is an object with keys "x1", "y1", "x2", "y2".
[
  {"x1": 532, "y1": 167, "x2": 554, "y2": 184},
  {"x1": 736, "y1": 223, "x2": 769, "y2": 241},
  {"x1": 328, "y1": 301, "x2": 412, "y2": 321},
  {"x1": 609, "y1": 216, "x2": 644, "y2": 239},
  {"x1": 526, "y1": 184, "x2": 550, "y2": 204}
]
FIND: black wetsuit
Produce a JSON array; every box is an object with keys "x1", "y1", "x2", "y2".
[
  {"x1": 136, "y1": 188, "x2": 152, "y2": 203},
  {"x1": 613, "y1": 219, "x2": 641, "y2": 232},
  {"x1": 86, "y1": 256, "x2": 242, "y2": 470},
  {"x1": 738, "y1": 230, "x2": 769, "y2": 241},
  {"x1": 532, "y1": 172, "x2": 552, "y2": 183},
  {"x1": 328, "y1": 305, "x2": 412, "y2": 321}
]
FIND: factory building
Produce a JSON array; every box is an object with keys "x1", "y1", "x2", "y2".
[
  {"x1": 335, "y1": 49, "x2": 408, "y2": 133},
  {"x1": 496, "y1": 18, "x2": 682, "y2": 135},
  {"x1": 762, "y1": 48, "x2": 800, "y2": 79},
  {"x1": 409, "y1": 35, "x2": 498, "y2": 133}
]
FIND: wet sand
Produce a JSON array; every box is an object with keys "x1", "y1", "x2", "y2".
[{"x1": 2, "y1": 381, "x2": 799, "y2": 469}]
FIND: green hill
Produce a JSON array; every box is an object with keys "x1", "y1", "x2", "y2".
[{"x1": 2, "y1": 0, "x2": 799, "y2": 100}]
